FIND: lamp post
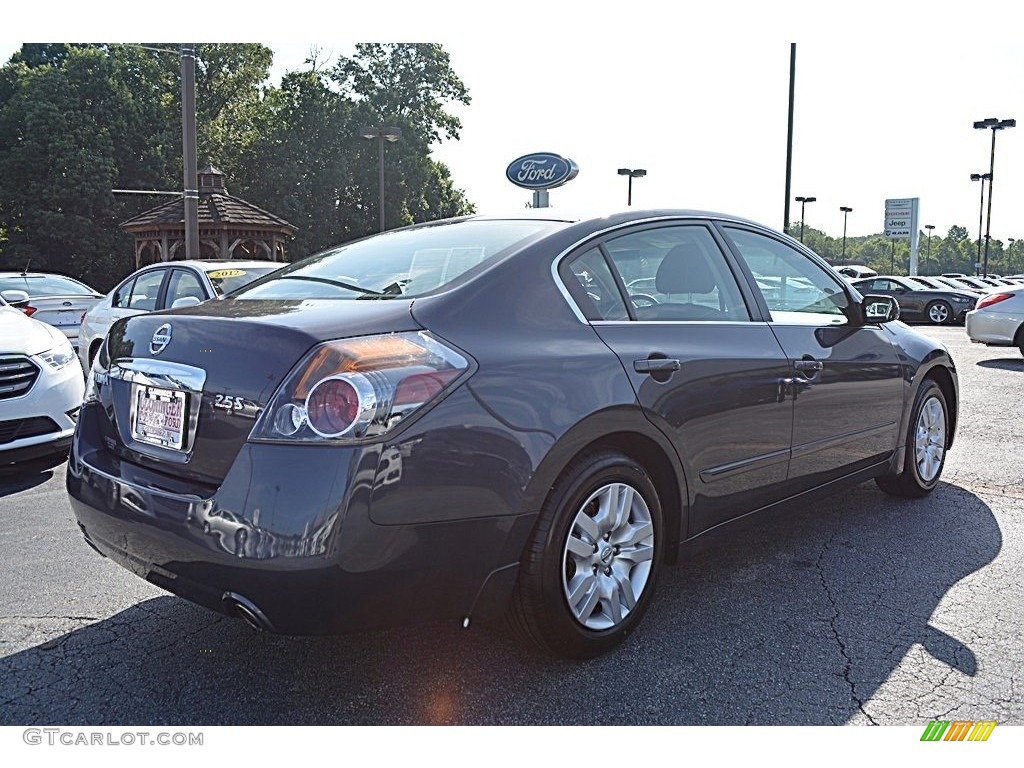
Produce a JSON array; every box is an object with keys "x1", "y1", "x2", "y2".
[
  {"x1": 361, "y1": 125, "x2": 402, "y2": 232},
  {"x1": 970, "y1": 172, "x2": 991, "y2": 275},
  {"x1": 974, "y1": 117, "x2": 1016, "y2": 277},
  {"x1": 794, "y1": 196, "x2": 816, "y2": 243},
  {"x1": 617, "y1": 168, "x2": 647, "y2": 206},
  {"x1": 839, "y1": 206, "x2": 853, "y2": 264},
  {"x1": 924, "y1": 224, "x2": 935, "y2": 274},
  {"x1": 1008, "y1": 237, "x2": 1016, "y2": 274}
]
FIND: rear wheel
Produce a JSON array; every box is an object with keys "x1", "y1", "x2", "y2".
[
  {"x1": 926, "y1": 301, "x2": 952, "y2": 325},
  {"x1": 1016, "y1": 323, "x2": 1024, "y2": 357},
  {"x1": 510, "y1": 451, "x2": 662, "y2": 659},
  {"x1": 876, "y1": 378, "x2": 948, "y2": 498}
]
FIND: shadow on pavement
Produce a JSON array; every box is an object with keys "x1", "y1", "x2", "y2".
[
  {"x1": 0, "y1": 481, "x2": 1001, "y2": 725},
  {"x1": 976, "y1": 357, "x2": 1023, "y2": 371},
  {"x1": 0, "y1": 458, "x2": 62, "y2": 497}
]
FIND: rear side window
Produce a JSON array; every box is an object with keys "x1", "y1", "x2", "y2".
[
  {"x1": 126, "y1": 269, "x2": 166, "y2": 311},
  {"x1": 604, "y1": 225, "x2": 751, "y2": 321},
  {"x1": 564, "y1": 248, "x2": 630, "y2": 321},
  {"x1": 112, "y1": 278, "x2": 137, "y2": 309}
]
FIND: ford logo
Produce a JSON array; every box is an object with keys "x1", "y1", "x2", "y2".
[
  {"x1": 150, "y1": 323, "x2": 172, "y2": 355},
  {"x1": 505, "y1": 152, "x2": 579, "y2": 190}
]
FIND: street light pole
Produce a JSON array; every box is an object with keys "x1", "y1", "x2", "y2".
[
  {"x1": 839, "y1": 206, "x2": 853, "y2": 265},
  {"x1": 970, "y1": 172, "x2": 991, "y2": 276},
  {"x1": 924, "y1": 224, "x2": 935, "y2": 274},
  {"x1": 360, "y1": 126, "x2": 402, "y2": 232},
  {"x1": 180, "y1": 44, "x2": 199, "y2": 261},
  {"x1": 617, "y1": 168, "x2": 647, "y2": 206},
  {"x1": 1008, "y1": 238, "x2": 1016, "y2": 274},
  {"x1": 794, "y1": 196, "x2": 816, "y2": 243},
  {"x1": 974, "y1": 117, "x2": 1016, "y2": 277}
]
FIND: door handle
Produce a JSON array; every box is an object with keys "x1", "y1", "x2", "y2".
[
  {"x1": 633, "y1": 358, "x2": 681, "y2": 374},
  {"x1": 793, "y1": 359, "x2": 823, "y2": 373}
]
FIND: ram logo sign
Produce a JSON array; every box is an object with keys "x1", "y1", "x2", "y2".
[{"x1": 505, "y1": 152, "x2": 579, "y2": 190}]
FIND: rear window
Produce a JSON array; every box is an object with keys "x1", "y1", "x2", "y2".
[
  {"x1": 204, "y1": 266, "x2": 281, "y2": 295},
  {"x1": 0, "y1": 275, "x2": 97, "y2": 297},
  {"x1": 234, "y1": 220, "x2": 561, "y2": 300}
]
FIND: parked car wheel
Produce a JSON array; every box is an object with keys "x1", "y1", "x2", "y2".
[
  {"x1": 510, "y1": 451, "x2": 662, "y2": 658},
  {"x1": 876, "y1": 379, "x2": 948, "y2": 498},
  {"x1": 926, "y1": 300, "x2": 952, "y2": 325},
  {"x1": 1016, "y1": 325, "x2": 1024, "y2": 357}
]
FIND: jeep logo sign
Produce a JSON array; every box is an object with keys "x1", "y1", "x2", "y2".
[{"x1": 505, "y1": 153, "x2": 579, "y2": 190}]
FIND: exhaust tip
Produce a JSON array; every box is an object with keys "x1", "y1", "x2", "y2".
[{"x1": 222, "y1": 592, "x2": 274, "y2": 633}]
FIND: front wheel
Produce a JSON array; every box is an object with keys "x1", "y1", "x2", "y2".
[
  {"x1": 510, "y1": 451, "x2": 663, "y2": 659},
  {"x1": 926, "y1": 300, "x2": 952, "y2": 325},
  {"x1": 876, "y1": 378, "x2": 949, "y2": 498}
]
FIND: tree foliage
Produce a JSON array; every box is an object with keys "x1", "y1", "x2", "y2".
[{"x1": 0, "y1": 43, "x2": 474, "y2": 290}]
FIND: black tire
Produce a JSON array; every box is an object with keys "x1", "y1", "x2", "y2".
[
  {"x1": 875, "y1": 378, "x2": 949, "y2": 498},
  {"x1": 925, "y1": 300, "x2": 952, "y2": 325},
  {"x1": 88, "y1": 340, "x2": 102, "y2": 367},
  {"x1": 1015, "y1": 323, "x2": 1024, "y2": 357},
  {"x1": 509, "y1": 451, "x2": 663, "y2": 659}
]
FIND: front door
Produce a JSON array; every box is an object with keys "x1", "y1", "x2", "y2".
[{"x1": 720, "y1": 225, "x2": 904, "y2": 492}]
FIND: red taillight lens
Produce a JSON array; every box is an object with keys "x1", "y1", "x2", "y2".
[
  {"x1": 251, "y1": 332, "x2": 472, "y2": 443},
  {"x1": 21, "y1": 305, "x2": 37, "y2": 317},
  {"x1": 976, "y1": 292, "x2": 1014, "y2": 310},
  {"x1": 306, "y1": 378, "x2": 361, "y2": 437}
]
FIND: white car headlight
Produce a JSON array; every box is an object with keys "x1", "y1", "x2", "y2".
[{"x1": 37, "y1": 339, "x2": 77, "y2": 370}]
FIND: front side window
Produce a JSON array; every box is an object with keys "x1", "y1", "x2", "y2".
[
  {"x1": 165, "y1": 269, "x2": 207, "y2": 307},
  {"x1": 724, "y1": 228, "x2": 851, "y2": 326},
  {"x1": 603, "y1": 225, "x2": 751, "y2": 321}
]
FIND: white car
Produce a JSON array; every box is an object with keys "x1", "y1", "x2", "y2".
[
  {"x1": 0, "y1": 271, "x2": 103, "y2": 353},
  {"x1": 965, "y1": 286, "x2": 1024, "y2": 356},
  {"x1": 78, "y1": 260, "x2": 283, "y2": 369},
  {"x1": 0, "y1": 296, "x2": 85, "y2": 468}
]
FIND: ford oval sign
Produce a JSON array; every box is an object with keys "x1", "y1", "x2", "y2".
[{"x1": 506, "y1": 153, "x2": 579, "y2": 190}]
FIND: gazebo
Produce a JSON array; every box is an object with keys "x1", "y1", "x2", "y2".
[{"x1": 120, "y1": 164, "x2": 297, "y2": 268}]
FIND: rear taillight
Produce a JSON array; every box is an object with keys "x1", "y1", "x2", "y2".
[
  {"x1": 20, "y1": 305, "x2": 36, "y2": 317},
  {"x1": 976, "y1": 292, "x2": 1014, "y2": 310},
  {"x1": 250, "y1": 331, "x2": 472, "y2": 443}
]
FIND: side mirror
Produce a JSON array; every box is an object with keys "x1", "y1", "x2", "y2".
[
  {"x1": 1, "y1": 289, "x2": 30, "y2": 306},
  {"x1": 862, "y1": 294, "x2": 900, "y2": 323},
  {"x1": 170, "y1": 296, "x2": 202, "y2": 309}
]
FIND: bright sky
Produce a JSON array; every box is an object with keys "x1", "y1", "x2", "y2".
[{"x1": 4, "y1": 1, "x2": 1024, "y2": 241}]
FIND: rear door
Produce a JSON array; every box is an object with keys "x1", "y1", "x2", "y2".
[
  {"x1": 720, "y1": 225, "x2": 904, "y2": 492},
  {"x1": 561, "y1": 222, "x2": 794, "y2": 535}
]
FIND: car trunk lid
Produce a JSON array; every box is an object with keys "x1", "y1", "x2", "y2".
[{"x1": 99, "y1": 298, "x2": 420, "y2": 484}]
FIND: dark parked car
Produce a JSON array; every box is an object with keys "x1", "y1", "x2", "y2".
[
  {"x1": 851, "y1": 275, "x2": 977, "y2": 324},
  {"x1": 67, "y1": 211, "x2": 959, "y2": 658}
]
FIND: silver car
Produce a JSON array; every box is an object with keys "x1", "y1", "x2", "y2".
[
  {"x1": 0, "y1": 272, "x2": 103, "y2": 353},
  {"x1": 965, "y1": 285, "x2": 1024, "y2": 355}
]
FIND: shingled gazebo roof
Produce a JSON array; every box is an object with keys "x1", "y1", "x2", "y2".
[
  {"x1": 120, "y1": 163, "x2": 296, "y2": 267},
  {"x1": 121, "y1": 164, "x2": 296, "y2": 234}
]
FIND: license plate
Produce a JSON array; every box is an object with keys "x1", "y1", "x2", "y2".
[
  {"x1": 53, "y1": 310, "x2": 80, "y2": 327},
  {"x1": 131, "y1": 385, "x2": 187, "y2": 450}
]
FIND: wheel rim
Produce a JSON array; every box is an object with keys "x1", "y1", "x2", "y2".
[
  {"x1": 561, "y1": 482, "x2": 655, "y2": 631},
  {"x1": 915, "y1": 396, "x2": 946, "y2": 483},
  {"x1": 929, "y1": 303, "x2": 949, "y2": 323}
]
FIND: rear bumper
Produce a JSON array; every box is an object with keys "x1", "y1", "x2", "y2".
[
  {"x1": 966, "y1": 309, "x2": 1023, "y2": 345},
  {"x1": 66, "y1": 404, "x2": 528, "y2": 634}
]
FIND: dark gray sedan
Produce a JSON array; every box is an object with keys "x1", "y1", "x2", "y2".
[
  {"x1": 851, "y1": 275, "x2": 977, "y2": 324},
  {"x1": 67, "y1": 211, "x2": 959, "y2": 659}
]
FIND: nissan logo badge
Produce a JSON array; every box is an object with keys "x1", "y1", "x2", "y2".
[{"x1": 150, "y1": 323, "x2": 173, "y2": 355}]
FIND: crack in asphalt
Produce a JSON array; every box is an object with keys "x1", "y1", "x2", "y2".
[{"x1": 814, "y1": 529, "x2": 878, "y2": 726}]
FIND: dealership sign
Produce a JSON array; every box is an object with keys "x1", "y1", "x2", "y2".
[
  {"x1": 505, "y1": 153, "x2": 579, "y2": 190},
  {"x1": 884, "y1": 197, "x2": 918, "y2": 239}
]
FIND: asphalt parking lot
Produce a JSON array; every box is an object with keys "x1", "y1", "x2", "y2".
[{"x1": 0, "y1": 325, "x2": 1021, "y2": 726}]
